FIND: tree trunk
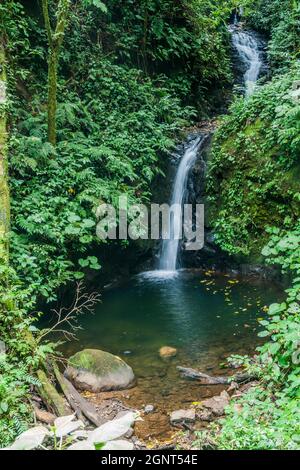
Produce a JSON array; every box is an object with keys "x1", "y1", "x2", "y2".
[
  {"x1": 0, "y1": 37, "x2": 10, "y2": 278},
  {"x1": 142, "y1": 1, "x2": 149, "y2": 73},
  {"x1": 42, "y1": 0, "x2": 70, "y2": 146},
  {"x1": 47, "y1": 48, "x2": 58, "y2": 146}
]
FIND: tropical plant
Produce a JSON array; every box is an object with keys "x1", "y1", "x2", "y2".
[{"x1": 3, "y1": 411, "x2": 139, "y2": 450}]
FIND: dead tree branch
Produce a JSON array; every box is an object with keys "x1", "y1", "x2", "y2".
[{"x1": 39, "y1": 282, "x2": 101, "y2": 342}]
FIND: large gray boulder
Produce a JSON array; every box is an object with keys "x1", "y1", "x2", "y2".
[{"x1": 65, "y1": 349, "x2": 135, "y2": 392}]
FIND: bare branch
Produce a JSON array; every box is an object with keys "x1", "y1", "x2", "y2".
[{"x1": 38, "y1": 282, "x2": 101, "y2": 342}]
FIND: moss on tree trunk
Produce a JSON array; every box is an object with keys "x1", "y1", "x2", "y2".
[
  {"x1": 47, "y1": 48, "x2": 58, "y2": 146},
  {"x1": 0, "y1": 37, "x2": 10, "y2": 278},
  {"x1": 42, "y1": 0, "x2": 69, "y2": 146}
]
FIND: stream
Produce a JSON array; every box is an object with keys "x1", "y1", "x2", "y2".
[{"x1": 61, "y1": 22, "x2": 274, "y2": 442}]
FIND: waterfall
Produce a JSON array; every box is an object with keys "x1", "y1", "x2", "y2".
[
  {"x1": 159, "y1": 136, "x2": 204, "y2": 272},
  {"x1": 230, "y1": 25, "x2": 262, "y2": 96},
  {"x1": 152, "y1": 21, "x2": 262, "y2": 277}
]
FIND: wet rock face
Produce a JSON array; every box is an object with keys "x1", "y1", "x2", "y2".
[
  {"x1": 181, "y1": 134, "x2": 228, "y2": 269},
  {"x1": 65, "y1": 349, "x2": 135, "y2": 392}
]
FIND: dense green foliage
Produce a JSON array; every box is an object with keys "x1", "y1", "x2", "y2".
[
  {"x1": 196, "y1": 233, "x2": 300, "y2": 448},
  {"x1": 0, "y1": 356, "x2": 40, "y2": 447},
  {"x1": 64, "y1": 0, "x2": 233, "y2": 111},
  {"x1": 207, "y1": 66, "x2": 300, "y2": 258},
  {"x1": 5, "y1": 0, "x2": 234, "y2": 303},
  {"x1": 10, "y1": 60, "x2": 192, "y2": 302},
  {"x1": 1, "y1": 0, "x2": 299, "y2": 450},
  {"x1": 243, "y1": 0, "x2": 300, "y2": 72}
]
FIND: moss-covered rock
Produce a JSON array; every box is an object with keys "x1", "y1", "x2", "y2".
[{"x1": 65, "y1": 349, "x2": 135, "y2": 392}]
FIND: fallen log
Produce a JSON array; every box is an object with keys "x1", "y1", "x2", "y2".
[
  {"x1": 53, "y1": 363, "x2": 103, "y2": 427},
  {"x1": 177, "y1": 366, "x2": 254, "y2": 385},
  {"x1": 37, "y1": 369, "x2": 69, "y2": 416}
]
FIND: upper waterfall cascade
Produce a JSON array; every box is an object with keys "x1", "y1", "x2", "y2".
[{"x1": 230, "y1": 21, "x2": 263, "y2": 97}]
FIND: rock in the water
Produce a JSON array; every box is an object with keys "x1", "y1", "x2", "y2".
[
  {"x1": 170, "y1": 409, "x2": 195, "y2": 426},
  {"x1": 202, "y1": 390, "x2": 230, "y2": 417},
  {"x1": 65, "y1": 349, "x2": 135, "y2": 392},
  {"x1": 159, "y1": 346, "x2": 177, "y2": 358},
  {"x1": 144, "y1": 405, "x2": 155, "y2": 414}
]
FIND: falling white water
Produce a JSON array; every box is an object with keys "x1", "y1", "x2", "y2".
[
  {"x1": 230, "y1": 25, "x2": 262, "y2": 97},
  {"x1": 146, "y1": 22, "x2": 262, "y2": 278},
  {"x1": 159, "y1": 137, "x2": 204, "y2": 272}
]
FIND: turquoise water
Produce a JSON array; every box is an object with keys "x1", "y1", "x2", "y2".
[{"x1": 61, "y1": 270, "x2": 281, "y2": 434}]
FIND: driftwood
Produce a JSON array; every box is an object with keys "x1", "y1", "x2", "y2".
[
  {"x1": 53, "y1": 363, "x2": 103, "y2": 427},
  {"x1": 177, "y1": 366, "x2": 254, "y2": 385},
  {"x1": 34, "y1": 406, "x2": 56, "y2": 425}
]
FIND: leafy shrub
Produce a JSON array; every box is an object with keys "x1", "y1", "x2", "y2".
[
  {"x1": 3, "y1": 411, "x2": 139, "y2": 450},
  {"x1": 0, "y1": 356, "x2": 38, "y2": 448},
  {"x1": 193, "y1": 220, "x2": 300, "y2": 449}
]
